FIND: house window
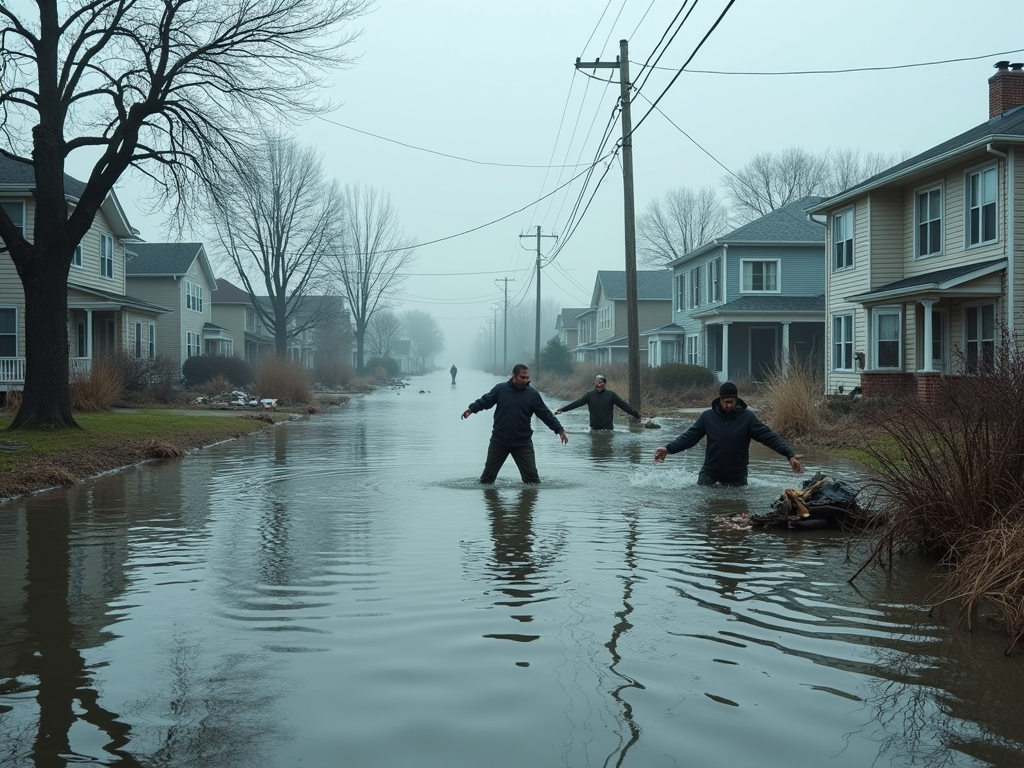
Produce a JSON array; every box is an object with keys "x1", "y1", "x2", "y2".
[
  {"x1": 186, "y1": 281, "x2": 204, "y2": 313},
  {"x1": 100, "y1": 233, "x2": 114, "y2": 278},
  {"x1": 916, "y1": 187, "x2": 942, "y2": 257},
  {"x1": 675, "y1": 274, "x2": 685, "y2": 312},
  {"x1": 741, "y1": 260, "x2": 778, "y2": 292},
  {"x1": 832, "y1": 209, "x2": 853, "y2": 270},
  {"x1": 1, "y1": 201, "x2": 25, "y2": 235},
  {"x1": 685, "y1": 334, "x2": 699, "y2": 365},
  {"x1": 688, "y1": 266, "x2": 702, "y2": 308},
  {"x1": 134, "y1": 322, "x2": 143, "y2": 358},
  {"x1": 832, "y1": 313, "x2": 854, "y2": 370},
  {"x1": 186, "y1": 331, "x2": 201, "y2": 358},
  {"x1": 873, "y1": 309, "x2": 901, "y2": 369},
  {"x1": 709, "y1": 258, "x2": 722, "y2": 302},
  {"x1": 965, "y1": 303, "x2": 995, "y2": 373},
  {"x1": 0, "y1": 307, "x2": 17, "y2": 356},
  {"x1": 598, "y1": 305, "x2": 611, "y2": 331},
  {"x1": 968, "y1": 166, "x2": 997, "y2": 246},
  {"x1": 72, "y1": 243, "x2": 83, "y2": 268}
]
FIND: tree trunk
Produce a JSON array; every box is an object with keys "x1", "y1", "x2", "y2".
[{"x1": 8, "y1": 255, "x2": 78, "y2": 430}]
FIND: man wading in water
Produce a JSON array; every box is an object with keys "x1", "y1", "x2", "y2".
[
  {"x1": 461, "y1": 364, "x2": 567, "y2": 483},
  {"x1": 653, "y1": 381, "x2": 803, "y2": 486},
  {"x1": 555, "y1": 374, "x2": 641, "y2": 430}
]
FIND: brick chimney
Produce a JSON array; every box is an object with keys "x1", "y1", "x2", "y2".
[{"x1": 989, "y1": 61, "x2": 1024, "y2": 118}]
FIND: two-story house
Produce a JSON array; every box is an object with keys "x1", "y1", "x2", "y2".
[
  {"x1": 646, "y1": 198, "x2": 826, "y2": 381},
  {"x1": 809, "y1": 62, "x2": 1024, "y2": 401},
  {"x1": 125, "y1": 242, "x2": 223, "y2": 374},
  {"x1": 572, "y1": 271, "x2": 672, "y2": 365},
  {"x1": 1, "y1": 153, "x2": 166, "y2": 391},
  {"x1": 554, "y1": 307, "x2": 588, "y2": 356},
  {"x1": 211, "y1": 278, "x2": 276, "y2": 363}
]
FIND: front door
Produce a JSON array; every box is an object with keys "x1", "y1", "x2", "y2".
[{"x1": 750, "y1": 326, "x2": 777, "y2": 381}]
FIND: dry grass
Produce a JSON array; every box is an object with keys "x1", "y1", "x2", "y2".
[
  {"x1": 144, "y1": 440, "x2": 185, "y2": 459},
  {"x1": 254, "y1": 355, "x2": 314, "y2": 405},
  {"x1": 757, "y1": 354, "x2": 823, "y2": 439},
  {"x1": 200, "y1": 375, "x2": 234, "y2": 395},
  {"x1": 71, "y1": 351, "x2": 126, "y2": 411}
]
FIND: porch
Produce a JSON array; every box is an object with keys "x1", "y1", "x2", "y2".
[{"x1": 0, "y1": 357, "x2": 93, "y2": 391}]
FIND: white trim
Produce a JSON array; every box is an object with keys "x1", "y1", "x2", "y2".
[
  {"x1": 739, "y1": 258, "x2": 781, "y2": 293},
  {"x1": 913, "y1": 183, "x2": 944, "y2": 259}
]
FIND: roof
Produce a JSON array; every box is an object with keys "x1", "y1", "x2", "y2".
[
  {"x1": 668, "y1": 197, "x2": 825, "y2": 267},
  {"x1": 844, "y1": 258, "x2": 1006, "y2": 303},
  {"x1": 125, "y1": 242, "x2": 211, "y2": 277},
  {"x1": 640, "y1": 323, "x2": 685, "y2": 336},
  {"x1": 594, "y1": 270, "x2": 672, "y2": 301},
  {"x1": 691, "y1": 294, "x2": 825, "y2": 319},
  {"x1": 67, "y1": 281, "x2": 170, "y2": 314},
  {"x1": 213, "y1": 278, "x2": 253, "y2": 303},
  {"x1": 809, "y1": 105, "x2": 1024, "y2": 212},
  {"x1": 0, "y1": 151, "x2": 135, "y2": 238},
  {"x1": 555, "y1": 307, "x2": 588, "y2": 330}
]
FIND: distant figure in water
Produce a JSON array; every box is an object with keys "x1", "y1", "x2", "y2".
[
  {"x1": 555, "y1": 373, "x2": 641, "y2": 430},
  {"x1": 450, "y1": 364, "x2": 458, "y2": 384},
  {"x1": 461, "y1": 363, "x2": 567, "y2": 483}
]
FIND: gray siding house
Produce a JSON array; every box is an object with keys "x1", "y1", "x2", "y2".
[
  {"x1": 554, "y1": 307, "x2": 587, "y2": 355},
  {"x1": 647, "y1": 197, "x2": 826, "y2": 382},
  {"x1": 572, "y1": 271, "x2": 672, "y2": 365}
]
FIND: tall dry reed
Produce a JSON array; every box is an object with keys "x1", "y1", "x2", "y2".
[{"x1": 254, "y1": 355, "x2": 314, "y2": 405}]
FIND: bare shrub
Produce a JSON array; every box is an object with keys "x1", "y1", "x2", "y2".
[
  {"x1": 200, "y1": 375, "x2": 234, "y2": 396},
  {"x1": 254, "y1": 356, "x2": 314, "y2": 405},
  {"x1": 315, "y1": 359, "x2": 354, "y2": 389},
  {"x1": 71, "y1": 352, "x2": 126, "y2": 411},
  {"x1": 758, "y1": 354, "x2": 823, "y2": 439}
]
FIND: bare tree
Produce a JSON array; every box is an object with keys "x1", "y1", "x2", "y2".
[
  {"x1": 331, "y1": 184, "x2": 416, "y2": 372},
  {"x1": 822, "y1": 148, "x2": 902, "y2": 197},
  {"x1": 210, "y1": 134, "x2": 339, "y2": 356},
  {"x1": 637, "y1": 186, "x2": 729, "y2": 267},
  {"x1": 402, "y1": 310, "x2": 445, "y2": 372},
  {"x1": 365, "y1": 309, "x2": 403, "y2": 359},
  {"x1": 0, "y1": 0, "x2": 369, "y2": 430},
  {"x1": 723, "y1": 147, "x2": 830, "y2": 223}
]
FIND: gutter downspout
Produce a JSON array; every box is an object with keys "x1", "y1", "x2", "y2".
[{"x1": 988, "y1": 143, "x2": 1014, "y2": 335}]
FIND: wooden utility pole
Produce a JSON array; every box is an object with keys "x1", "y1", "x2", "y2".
[
  {"x1": 494, "y1": 277, "x2": 515, "y2": 371},
  {"x1": 519, "y1": 226, "x2": 556, "y2": 379},
  {"x1": 575, "y1": 40, "x2": 640, "y2": 416}
]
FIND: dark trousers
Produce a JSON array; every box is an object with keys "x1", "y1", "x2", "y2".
[
  {"x1": 480, "y1": 441, "x2": 540, "y2": 484},
  {"x1": 697, "y1": 468, "x2": 747, "y2": 487}
]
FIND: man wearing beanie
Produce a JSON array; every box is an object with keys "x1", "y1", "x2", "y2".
[
  {"x1": 653, "y1": 381, "x2": 803, "y2": 485},
  {"x1": 555, "y1": 374, "x2": 642, "y2": 430}
]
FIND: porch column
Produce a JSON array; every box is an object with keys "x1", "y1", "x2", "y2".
[
  {"x1": 918, "y1": 298, "x2": 935, "y2": 373},
  {"x1": 721, "y1": 321, "x2": 731, "y2": 382},
  {"x1": 86, "y1": 310, "x2": 94, "y2": 359},
  {"x1": 781, "y1": 321, "x2": 791, "y2": 377}
]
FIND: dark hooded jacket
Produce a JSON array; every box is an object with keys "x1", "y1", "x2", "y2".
[
  {"x1": 559, "y1": 388, "x2": 639, "y2": 430},
  {"x1": 664, "y1": 396, "x2": 794, "y2": 477},
  {"x1": 468, "y1": 380, "x2": 563, "y2": 448}
]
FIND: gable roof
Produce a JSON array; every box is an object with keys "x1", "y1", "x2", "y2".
[
  {"x1": 0, "y1": 151, "x2": 135, "y2": 238},
  {"x1": 809, "y1": 106, "x2": 1024, "y2": 212},
  {"x1": 213, "y1": 278, "x2": 252, "y2": 303},
  {"x1": 555, "y1": 307, "x2": 588, "y2": 330},
  {"x1": 668, "y1": 196, "x2": 824, "y2": 267},
  {"x1": 125, "y1": 242, "x2": 217, "y2": 286},
  {"x1": 594, "y1": 270, "x2": 672, "y2": 303}
]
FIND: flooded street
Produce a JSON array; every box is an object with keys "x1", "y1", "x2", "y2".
[{"x1": 2, "y1": 367, "x2": 1024, "y2": 767}]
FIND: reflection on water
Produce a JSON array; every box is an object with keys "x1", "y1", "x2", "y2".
[{"x1": 1, "y1": 368, "x2": 1023, "y2": 767}]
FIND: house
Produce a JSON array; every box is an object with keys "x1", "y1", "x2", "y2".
[
  {"x1": 554, "y1": 307, "x2": 588, "y2": 354},
  {"x1": 808, "y1": 61, "x2": 1024, "y2": 401},
  {"x1": 125, "y1": 242, "x2": 222, "y2": 373},
  {"x1": 572, "y1": 271, "x2": 672, "y2": 365},
  {"x1": 0, "y1": 153, "x2": 166, "y2": 391},
  {"x1": 647, "y1": 198, "x2": 826, "y2": 381}
]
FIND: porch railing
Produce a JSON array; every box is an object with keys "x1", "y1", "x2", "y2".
[{"x1": 0, "y1": 357, "x2": 92, "y2": 385}]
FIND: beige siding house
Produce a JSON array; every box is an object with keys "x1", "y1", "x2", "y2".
[
  {"x1": 810, "y1": 62, "x2": 1024, "y2": 400},
  {"x1": 1, "y1": 153, "x2": 165, "y2": 390},
  {"x1": 125, "y1": 242, "x2": 221, "y2": 376}
]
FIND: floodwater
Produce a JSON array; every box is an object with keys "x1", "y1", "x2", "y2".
[{"x1": 2, "y1": 369, "x2": 1023, "y2": 768}]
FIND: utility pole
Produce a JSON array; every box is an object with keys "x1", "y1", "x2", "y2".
[
  {"x1": 575, "y1": 40, "x2": 640, "y2": 417},
  {"x1": 491, "y1": 304, "x2": 500, "y2": 370},
  {"x1": 494, "y1": 277, "x2": 515, "y2": 371},
  {"x1": 519, "y1": 225, "x2": 557, "y2": 380}
]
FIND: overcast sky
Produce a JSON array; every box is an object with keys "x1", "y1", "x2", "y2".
[{"x1": 98, "y1": 0, "x2": 1024, "y2": 364}]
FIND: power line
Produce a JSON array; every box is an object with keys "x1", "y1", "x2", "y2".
[
  {"x1": 630, "y1": 46, "x2": 1024, "y2": 76},
  {"x1": 313, "y1": 114, "x2": 596, "y2": 169}
]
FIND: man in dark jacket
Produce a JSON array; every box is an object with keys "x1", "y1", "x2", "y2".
[
  {"x1": 555, "y1": 374, "x2": 641, "y2": 430},
  {"x1": 653, "y1": 381, "x2": 803, "y2": 486},
  {"x1": 462, "y1": 363, "x2": 568, "y2": 483}
]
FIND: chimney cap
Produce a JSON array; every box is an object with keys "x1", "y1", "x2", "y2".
[
  {"x1": 1012, "y1": 63, "x2": 1024, "y2": 71},
  {"x1": 994, "y1": 60, "x2": 1011, "y2": 70}
]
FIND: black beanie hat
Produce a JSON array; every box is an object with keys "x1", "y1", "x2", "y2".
[{"x1": 719, "y1": 381, "x2": 738, "y2": 398}]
